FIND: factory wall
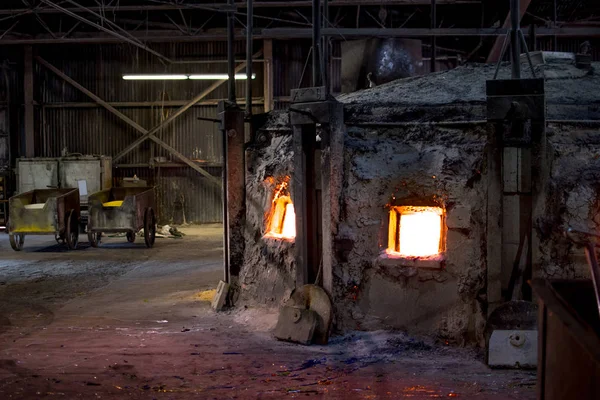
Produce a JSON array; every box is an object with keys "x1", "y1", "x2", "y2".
[{"x1": 0, "y1": 37, "x2": 596, "y2": 223}]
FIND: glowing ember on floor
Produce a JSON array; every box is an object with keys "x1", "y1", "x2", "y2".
[
  {"x1": 266, "y1": 179, "x2": 296, "y2": 239},
  {"x1": 388, "y1": 206, "x2": 443, "y2": 257}
]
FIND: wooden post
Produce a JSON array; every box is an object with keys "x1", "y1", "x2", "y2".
[{"x1": 23, "y1": 46, "x2": 34, "y2": 157}]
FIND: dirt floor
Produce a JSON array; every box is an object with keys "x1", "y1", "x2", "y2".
[{"x1": 0, "y1": 225, "x2": 535, "y2": 399}]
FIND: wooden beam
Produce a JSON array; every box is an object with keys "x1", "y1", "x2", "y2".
[{"x1": 487, "y1": 0, "x2": 532, "y2": 63}]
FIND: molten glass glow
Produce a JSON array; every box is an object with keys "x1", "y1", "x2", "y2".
[
  {"x1": 388, "y1": 206, "x2": 443, "y2": 257},
  {"x1": 399, "y1": 210, "x2": 441, "y2": 256},
  {"x1": 281, "y1": 204, "x2": 296, "y2": 238},
  {"x1": 266, "y1": 193, "x2": 296, "y2": 240}
]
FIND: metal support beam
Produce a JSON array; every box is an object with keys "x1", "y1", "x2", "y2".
[
  {"x1": 0, "y1": 1, "x2": 482, "y2": 15},
  {"x1": 39, "y1": 0, "x2": 172, "y2": 64},
  {"x1": 322, "y1": 0, "x2": 329, "y2": 93},
  {"x1": 246, "y1": 0, "x2": 253, "y2": 116},
  {"x1": 487, "y1": 0, "x2": 531, "y2": 63},
  {"x1": 113, "y1": 52, "x2": 260, "y2": 163},
  {"x1": 1, "y1": 26, "x2": 600, "y2": 45},
  {"x1": 219, "y1": 104, "x2": 245, "y2": 284},
  {"x1": 430, "y1": 0, "x2": 436, "y2": 73},
  {"x1": 23, "y1": 46, "x2": 34, "y2": 158},
  {"x1": 36, "y1": 56, "x2": 223, "y2": 186},
  {"x1": 510, "y1": 0, "x2": 521, "y2": 79},
  {"x1": 227, "y1": 0, "x2": 236, "y2": 102},
  {"x1": 312, "y1": 0, "x2": 322, "y2": 87},
  {"x1": 263, "y1": 39, "x2": 274, "y2": 112}
]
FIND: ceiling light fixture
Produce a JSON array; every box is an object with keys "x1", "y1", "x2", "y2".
[
  {"x1": 122, "y1": 74, "x2": 256, "y2": 81},
  {"x1": 188, "y1": 73, "x2": 256, "y2": 80},
  {"x1": 123, "y1": 74, "x2": 189, "y2": 80}
]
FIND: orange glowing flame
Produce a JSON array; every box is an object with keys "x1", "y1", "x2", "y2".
[
  {"x1": 388, "y1": 206, "x2": 443, "y2": 257},
  {"x1": 266, "y1": 178, "x2": 296, "y2": 240}
]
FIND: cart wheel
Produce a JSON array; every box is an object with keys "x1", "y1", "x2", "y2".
[
  {"x1": 126, "y1": 231, "x2": 136, "y2": 243},
  {"x1": 66, "y1": 210, "x2": 80, "y2": 250},
  {"x1": 9, "y1": 233, "x2": 24, "y2": 251},
  {"x1": 144, "y1": 207, "x2": 156, "y2": 248},
  {"x1": 88, "y1": 231, "x2": 101, "y2": 247}
]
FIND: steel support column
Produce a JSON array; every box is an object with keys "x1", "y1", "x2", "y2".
[
  {"x1": 312, "y1": 0, "x2": 322, "y2": 86},
  {"x1": 219, "y1": 103, "x2": 245, "y2": 286},
  {"x1": 263, "y1": 39, "x2": 274, "y2": 112},
  {"x1": 36, "y1": 56, "x2": 223, "y2": 186},
  {"x1": 246, "y1": 0, "x2": 253, "y2": 116},
  {"x1": 23, "y1": 46, "x2": 34, "y2": 158},
  {"x1": 431, "y1": 0, "x2": 437, "y2": 73}
]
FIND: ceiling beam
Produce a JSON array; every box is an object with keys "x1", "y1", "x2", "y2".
[
  {"x1": 0, "y1": 1, "x2": 481, "y2": 15},
  {"x1": 0, "y1": 26, "x2": 599, "y2": 45}
]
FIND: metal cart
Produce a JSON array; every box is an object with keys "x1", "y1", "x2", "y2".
[
  {"x1": 87, "y1": 187, "x2": 156, "y2": 248},
  {"x1": 8, "y1": 188, "x2": 80, "y2": 251}
]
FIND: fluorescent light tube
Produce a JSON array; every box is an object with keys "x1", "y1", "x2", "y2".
[
  {"x1": 188, "y1": 73, "x2": 256, "y2": 80},
  {"x1": 123, "y1": 75, "x2": 189, "y2": 80}
]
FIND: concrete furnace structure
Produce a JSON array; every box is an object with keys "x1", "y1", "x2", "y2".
[{"x1": 240, "y1": 55, "x2": 600, "y2": 345}]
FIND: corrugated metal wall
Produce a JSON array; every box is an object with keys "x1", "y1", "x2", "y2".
[
  {"x1": 8, "y1": 36, "x2": 596, "y2": 223},
  {"x1": 33, "y1": 41, "x2": 264, "y2": 224}
]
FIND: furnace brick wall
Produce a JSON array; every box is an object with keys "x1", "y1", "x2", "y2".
[
  {"x1": 534, "y1": 123, "x2": 600, "y2": 281},
  {"x1": 332, "y1": 124, "x2": 488, "y2": 345},
  {"x1": 239, "y1": 126, "x2": 297, "y2": 307}
]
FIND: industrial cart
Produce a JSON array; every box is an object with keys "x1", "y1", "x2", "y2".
[
  {"x1": 7, "y1": 188, "x2": 80, "y2": 251},
  {"x1": 87, "y1": 187, "x2": 156, "y2": 248}
]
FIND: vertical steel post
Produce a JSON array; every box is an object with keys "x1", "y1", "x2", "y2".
[
  {"x1": 510, "y1": 0, "x2": 521, "y2": 79},
  {"x1": 24, "y1": 46, "x2": 34, "y2": 158},
  {"x1": 246, "y1": 0, "x2": 253, "y2": 115},
  {"x1": 322, "y1": 0, "x2": 329, "y2": 93},
  {"x1": 553, "y1": 0, "x2": 557, "y2": 51},
  {"x1": 227, "y1": 0, "x2": 236, "y2": 102},
  {"x1": 431, "y1": 0, "x2": 437, "y2": 73},
  {"x1": 312, "y1": 0, "x2": 321, "y2": 87}
]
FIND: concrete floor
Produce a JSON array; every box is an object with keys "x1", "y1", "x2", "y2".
[{"x1": 0, "y1": 225, "x2": 536, "y2": 399}]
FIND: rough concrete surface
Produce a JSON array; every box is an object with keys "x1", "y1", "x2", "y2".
[
  {"x1": 240, "y1": 57, "x2": 600, "y2": 345},
  {"x1": 0, "y1": 226, "x2": 536, "y2": 399},
  {"x1": 240, "y1": 131, "x2": 296, "y2": 307}
]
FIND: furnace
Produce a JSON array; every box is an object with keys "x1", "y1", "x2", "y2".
[
  {"x1": 240, "y1": 57, "x2": 600, "y2": 346},
  {"x1": 265, "y1": 179, "x2": 296, "y2": 240},
  {"x1": 387, "y1": 206, "x2": 445, "y2": 258}
]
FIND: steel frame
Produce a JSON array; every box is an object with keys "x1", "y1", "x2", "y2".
[{"x1": 35, "y1": 54, "x2": 262, "y2": 187}]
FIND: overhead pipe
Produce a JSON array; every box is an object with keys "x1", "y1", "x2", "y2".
[
  {"x1": 227, "y1": 0, "x2": 236, "y2": 102},
  {"x1": 246, "y1": 0, "x2": 253, "y2": 115}
]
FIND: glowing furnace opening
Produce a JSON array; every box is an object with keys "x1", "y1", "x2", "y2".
[{"x1": 388, "y1": 206, "x2": 444, "y2": 257}]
